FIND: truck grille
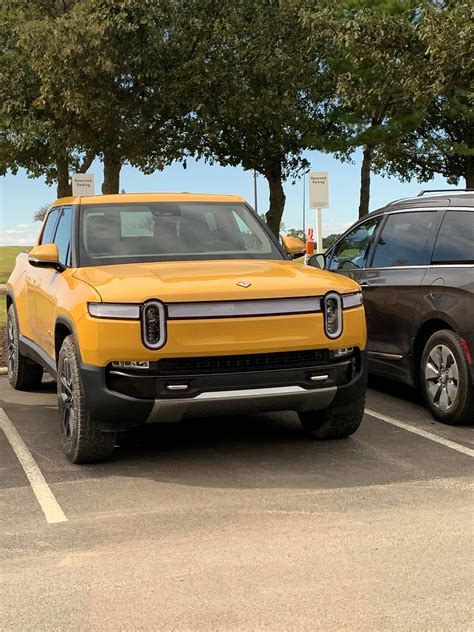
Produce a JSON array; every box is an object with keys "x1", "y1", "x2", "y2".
[{"x1": 156, "y1": 349, "x2": 329, "y2": 375}]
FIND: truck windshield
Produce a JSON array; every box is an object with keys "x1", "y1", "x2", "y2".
[{"x1": 78, "y1": 202, "x2": 283, "y2": 266}]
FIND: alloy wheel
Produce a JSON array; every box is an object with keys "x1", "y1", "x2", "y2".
[
  {"x1": 7, "y1": 316, "x2": 15, "y2": 379},
  {"x1": 59, "y1": 357, "x2": 76, "y2": 439},
  {"x1": 425, "y1": 344, "x2": 459, "y2": 412}
]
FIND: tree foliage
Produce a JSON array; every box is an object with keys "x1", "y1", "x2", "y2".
[
  {"x1": 193, "y1": 0, "x2": 339, "y2": 236},
  {"x1": 1, "y1": 0, "x2": 472, "y2": 227},
  {"x1": 372, "y1": 0, "x2": 474, "y2": 188},
  {"x1": 1, "y1": 0, "x2": 214, "y2": 195},
  {"x1": 33, "y1": 204, "x2": 49, "y2": 222},
  {"x1": 305, "y1": 0, "x2": 431, "y2": 218}
]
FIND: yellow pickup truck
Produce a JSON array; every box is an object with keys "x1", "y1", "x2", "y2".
[{"x1": 6, "y1": 193, "x2": 367, "y2": 463}]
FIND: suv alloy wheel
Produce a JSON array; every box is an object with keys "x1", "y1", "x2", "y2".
[{"x1": 421, "y1": 330, "x2": 474, "y2": 425}]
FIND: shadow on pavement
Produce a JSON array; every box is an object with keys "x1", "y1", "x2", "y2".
[
  {"x1": 368, "y1": 374, "x2": 422, "y2": 405},
  {"x1": 1, "y1": 377, "x2": 471, "y2": 493}
]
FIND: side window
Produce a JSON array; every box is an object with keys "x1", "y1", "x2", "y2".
[
  {"x1": 328, "y1": 218, "x2": 379, "y2": 271},
  {"x1": 432, "y1": 211, "x2": 474, "y2": 264},
  {"x1": 371, "y1": 211, "x2": 438, "y2": 268},
  {"x1": 40, "y1": 209, "x2": 60, "y2": 244},
  {"x1": 53, "y1": 206, "x2": 73, "y2": 266}
]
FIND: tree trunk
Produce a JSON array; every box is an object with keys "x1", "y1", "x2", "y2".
[
  {"x1": 465, "y1": 155, "x2": 474, "y2": 189},
  {"x1": 265, "y1": 171, "x2": 286, "y2": 237},
  {"x1": 102, "y1": 151, "x2": 121, "y2": 194},
  {"x1": 78, "y1": 150, "x2": 95, "y2": 174},
  {"x1": 358, "y1": 145, "x2": 374, "y2": 219},
  {"x1": 56, "y1": 153, "x2": 72, "y2": 198}
]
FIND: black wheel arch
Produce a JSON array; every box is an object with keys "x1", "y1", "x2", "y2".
[{"x1": 55, "y1": 316, "x2": 83, "y2": 364}]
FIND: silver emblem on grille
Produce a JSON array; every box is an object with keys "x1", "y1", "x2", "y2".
[{"x1": 237, "y1": 281, "x2": 252, "y2": 288}]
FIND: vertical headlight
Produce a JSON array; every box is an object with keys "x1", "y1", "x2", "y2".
[
  {"x1": 141, "y1": 300, "x2": 167, "y2": 350},
  {"x1": 323, "y1": 292, "x2": 343, "y2": 339}
]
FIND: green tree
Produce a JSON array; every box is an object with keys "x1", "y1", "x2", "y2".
[
  {"x1": 372, "y1": 0, "x2": 474, "y2": 188},
  {"x1": 1, "y1": 0, "x2": 209, "y2": 195},
  {"x1": 318, "y1": 0, "x2": 430, "y2": 218},
  {"x1": 195, "y1": 0, "x2": 338, "y2": 236},
  {"x1": 0, "y1": 0, "x2": 95, "y2": 197},
  {"x1": 33, "y1": 204, "x2": 49, "y2": 222},
  {"x1": 323, "y1": 233, "x2": 341, "y2": 248}
]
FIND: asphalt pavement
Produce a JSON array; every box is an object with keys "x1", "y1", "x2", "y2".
[{"x1": 0, "y1": 375, "x2": 473, "y2": 631}]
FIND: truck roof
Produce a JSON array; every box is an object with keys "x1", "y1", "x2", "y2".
[{"x1": 53, "y1": 192, "x2": 246, "y2": 206}]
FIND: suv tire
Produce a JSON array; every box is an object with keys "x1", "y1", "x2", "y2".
[
  {"x1": 420, "y1": 329, "x2": 474, "y2": 425},
  {"x1": 298, "y1": 392, "x2": 365, "y2": 440},
  {"x1": 58, "y1": 335, "x2": 116, "y2": 463},
  {"x1": 6, "y1": 304, "x2": 43, "y2": 390}
]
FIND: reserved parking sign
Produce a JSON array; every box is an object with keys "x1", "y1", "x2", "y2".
[
  {"x1": 72, "y1": 173, "x2": 95, "y2": 196},
  {"x1": 309, "y1": 172, "x2": 329, "y2": 209}
]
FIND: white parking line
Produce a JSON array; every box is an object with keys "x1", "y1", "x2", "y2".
[
  {"x1": 0, "y1": 408, "x2": 67, "y2": 524},
  {"x1": 365, "y1": 408, "x2": 474, "y2": 458}
]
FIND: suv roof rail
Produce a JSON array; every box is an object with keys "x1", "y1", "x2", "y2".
[
  {"x1": 385, "y1": 195, "x2": 419, "y2": 207},
  {"x1": 417, "y1": 189, "x2": 474, "y2": 196}
]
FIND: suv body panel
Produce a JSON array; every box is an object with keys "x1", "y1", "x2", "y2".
[{"x1": 325, "y1": 195, "x2": 474, "y2": 387}]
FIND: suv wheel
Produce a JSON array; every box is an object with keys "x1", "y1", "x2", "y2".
[
  {"x1": 421, "y1": 330, "x2": 474, "y2": 425},
  {"x1": 6, "y1": 304, "x2": 43, "y2": 390},
  {"x1": 299, "y1": 392, "x2": 365, "y2": 440},
  {"x1": 58, "y1": 335, "x2": 116, "y2": 463}
]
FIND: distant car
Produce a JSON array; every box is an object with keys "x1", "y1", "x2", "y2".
[
  {"x1": 6, "y1": 193, "x2": 367, "y2": 463},
  {"x1": 311, "y1": 190, "x2": 474, "y2": 425}
]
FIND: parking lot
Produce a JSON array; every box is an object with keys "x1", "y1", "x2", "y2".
[{"x1": 1, "y1": 374, "x2": 473, "y2": 631}]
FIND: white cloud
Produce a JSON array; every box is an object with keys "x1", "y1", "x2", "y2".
[{"x1": 0, "y1": 225, "x2": 38, "y2": 246}]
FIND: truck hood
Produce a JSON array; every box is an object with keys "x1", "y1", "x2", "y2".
[{"x1": 73, "y1": 259, "x2": 360, "y2": 303}]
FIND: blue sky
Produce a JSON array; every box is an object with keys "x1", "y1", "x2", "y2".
[{"x1": 0, "y1": 148, "x2": 450, "y2": 246}]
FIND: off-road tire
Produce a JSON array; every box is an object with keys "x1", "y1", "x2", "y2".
[
  {"x1": 6, "y1": 304, "x2": 43, "y2": 390},
  {"x1": 58, "y1": 335, "x2": 116, "y2": 463},
  {"x1": 299, "y1": 393, "x2": 365, "y2": 440},
  {"x1": 420, "y1": 329, "x2": 473, "y2": 426}
]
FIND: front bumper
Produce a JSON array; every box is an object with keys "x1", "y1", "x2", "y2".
[{"x1": 79, "y1": 349, "x2": 367, "y2": 431}]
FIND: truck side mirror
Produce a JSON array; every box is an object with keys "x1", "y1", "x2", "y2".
[
  {"x1": 28, "y1": 243, "x2": 65, "y2": 272},
  {"x1": 281, "y1": 235, "x2": 305, "y2": 256}
]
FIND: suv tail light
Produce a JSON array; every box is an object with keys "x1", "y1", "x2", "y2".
[
  {"x1": 323, "y1": 292, "x2": 343, "y2": 339},
  {"x1": 141, "y1": 301, "x2": 167, "y2": 349}
]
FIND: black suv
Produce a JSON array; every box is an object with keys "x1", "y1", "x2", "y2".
[{"x1": 314, "y1": 190, "x2": 473, "y2": 425}]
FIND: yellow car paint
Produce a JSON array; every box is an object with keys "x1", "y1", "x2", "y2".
[{"x1": 8, "y1": 193, "x2": 366, "y2": 369}]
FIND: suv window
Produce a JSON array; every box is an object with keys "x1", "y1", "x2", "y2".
[
  {"x1": 53, "y1": 206, "x2": 73, "y2": 266},
  {"x1": 432, "y1": 211, "x2": 474, "y2": 264},
  {"x1": 328, "y1": 218, "x2": 379, "y2": 271},
  {"x1": 370, "y1": 211, "x2": 438, "y2": 268},
  {"x1": 40, "y1": 209, "x2": 60, "y2": 244}
]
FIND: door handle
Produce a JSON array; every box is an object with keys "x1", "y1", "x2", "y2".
[{"x1": 360, "y1": 281, "x2": 378, "y2": 288}]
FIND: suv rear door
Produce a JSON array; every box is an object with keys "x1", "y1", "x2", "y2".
[
  {"x1": 413, "y1": 208, "x2": 474, "y2": 343},
  {"x1": 358, "y1": 209, "x2": 442, "y2": 382}
]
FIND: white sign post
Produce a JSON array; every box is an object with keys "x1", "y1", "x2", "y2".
[
  {"x1": 309, "y1": 172, "x2": 329, "y2": 253},
  {"x1": 71, "y1": 173, "x2": 95, "y2": 196}
]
